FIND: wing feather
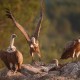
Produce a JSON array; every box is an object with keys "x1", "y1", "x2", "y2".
[
  {"x1": 33, "y1": 0, "x2": 43, "y2": 39},
  {"x1": 6, "y1": 9, "x2": 30, "y2": 43}
]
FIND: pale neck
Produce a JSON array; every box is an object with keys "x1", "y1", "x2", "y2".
[
  {"x1": 10, "y1": 38, "x2": 15, "y2": 48},
  {"x1": 33, "y1": 39, "x2": 35, "y2": 44}
]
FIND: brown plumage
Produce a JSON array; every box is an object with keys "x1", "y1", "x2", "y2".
[
  {"x1": 61, "y1": 38, "x2": 80, "y2": 61},
  {"x1": 0, "y1": 50, "x2": 10, "y2": 69},
  {"x1": 5, "y1": 0, "x2": 43, "y2": 62},
  {"x1": 5, "y1": 34, "x2": 23, "y2": 72},
  {"x1": 7, "y1": 50, "x2": 23, "y2": 72}
]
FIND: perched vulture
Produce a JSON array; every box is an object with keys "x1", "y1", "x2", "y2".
[
  {"x1": 61, "y1": 38, "x2": 80, "y2": 61},
  {"x1": 6, "y1": 34, "x2": 23, "y2": 72}
]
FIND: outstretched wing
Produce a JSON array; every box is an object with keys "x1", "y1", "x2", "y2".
[
  {"x1": 33, "y1": 0, "x2": 43, "y2": 39},
  {"x1": 5, "y1": 8, "x2": 30, "y2": 43}
]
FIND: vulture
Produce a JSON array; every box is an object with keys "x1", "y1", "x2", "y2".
[
  {"x1": 6, "y1": 34, "x2": 23, "y2": 72},
  {"x1": 61, "y1": 38, "x2": 80, "y2": 61},
  {"x1": 6, "y1": 0, "x2": 43, "y2": 62}
]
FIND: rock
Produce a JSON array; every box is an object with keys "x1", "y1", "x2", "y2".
[
  {"x1": 40, "y1": 64, "x2": 57, "y2": 72},
  {"x1": 60, "y1": 61, "x2": 80, "y2": 79},
  {"x1": 0, "y1": 61, "x2": 80, "y2": 80},
  {"x1": 21, "y1": 64, "x2": 42, "y2": 74}
]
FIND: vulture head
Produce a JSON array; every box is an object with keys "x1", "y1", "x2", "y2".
[{"x1": 11, "y1": 34, "x2": 17, "y2": 38}]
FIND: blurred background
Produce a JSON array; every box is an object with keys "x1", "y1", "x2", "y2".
[{"x1": 0, "y1": 0, "x2": 80, "y2": 68}]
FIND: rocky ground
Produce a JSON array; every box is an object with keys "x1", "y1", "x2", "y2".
[{"x1": 0, "y1": 61, "x2": 80, "y2": 80}]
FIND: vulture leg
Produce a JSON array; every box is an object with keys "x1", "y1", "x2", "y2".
[
  {"x1": 75, "y1": 53, "x2": 80, "y2": 62},
  {"x1": 14, "y1": 64, "x2": 18, "y2": 73},
  {"x1": 30, "y1": 51, "x2": 35, "y2": 63},
  {"x1": 12, "y1": 63, "x2": 16, "y2": 71},
  {"x1": 11, "y1": 63, "x2": 18, "y2": 73},
  {"x1": 17, "y1": 63, "x2": 21, "y2": 72},
  {"x1": 37, "y1": 52, "x2": 41, "y2": 61},
  {"x1": 72, "y1": 50, "x2": 76, "y2": 62},
  {"x1": 32, "y1": 54, "x2": 35, "y2": 63}
]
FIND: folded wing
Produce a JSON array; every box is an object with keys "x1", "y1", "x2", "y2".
[{"x1": 61, "y1": 40, "x2": 77, "y2": 59}]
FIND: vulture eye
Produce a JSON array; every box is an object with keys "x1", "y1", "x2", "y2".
[{"x1": 10, "y1": 48, "x2": 12, "y2": 50}]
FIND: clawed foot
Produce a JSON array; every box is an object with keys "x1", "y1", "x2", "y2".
[{"x1": 17, "y1": 69, "x2": 21, "y2": 72}]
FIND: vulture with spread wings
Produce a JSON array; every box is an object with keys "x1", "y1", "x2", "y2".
[{"x1": 6, "y1": 2, "x2": 43, "y2": 62}]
